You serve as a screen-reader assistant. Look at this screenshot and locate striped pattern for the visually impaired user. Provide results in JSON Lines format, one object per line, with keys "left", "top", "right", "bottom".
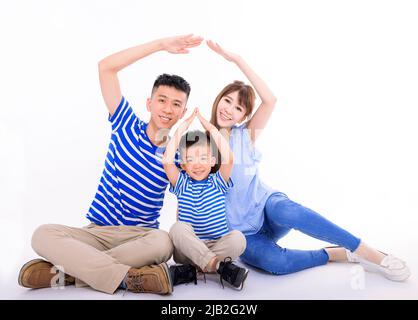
{"left": 170, "top": 170, "right": 233, "bottom": 240}
{"left": 86, "top": 96, "right": 178, "bottom": 228}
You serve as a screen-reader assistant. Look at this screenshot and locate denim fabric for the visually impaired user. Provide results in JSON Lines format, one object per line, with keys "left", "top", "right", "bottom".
{"left": 240, "top": 193, "right": 361, "bottom": 275}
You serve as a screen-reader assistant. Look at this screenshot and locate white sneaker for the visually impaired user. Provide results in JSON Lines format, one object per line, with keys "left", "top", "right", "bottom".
{"left": 345, "top": 250, "right": 411, "bottom": 282}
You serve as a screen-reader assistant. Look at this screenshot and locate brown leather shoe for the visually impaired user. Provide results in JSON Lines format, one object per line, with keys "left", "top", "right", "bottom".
{"left": 18, "top": 259, "right": 75, "bottom": 289}
{"left": 124, "top": 263, "right": 173, "bottom": 295}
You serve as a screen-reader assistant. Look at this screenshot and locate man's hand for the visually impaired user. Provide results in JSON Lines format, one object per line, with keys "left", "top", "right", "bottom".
{"left": 162, "top": 34, "right": 204, "bottom": 54}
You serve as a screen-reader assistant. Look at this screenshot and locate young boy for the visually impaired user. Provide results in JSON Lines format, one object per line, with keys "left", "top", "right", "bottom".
{"left": 163, "top": 108, "right": 249, "bottom": 290}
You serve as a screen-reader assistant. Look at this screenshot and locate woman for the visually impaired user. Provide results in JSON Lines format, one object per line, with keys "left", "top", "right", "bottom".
{"left": 205, "top": 39, "right": 410, "bottom": 281}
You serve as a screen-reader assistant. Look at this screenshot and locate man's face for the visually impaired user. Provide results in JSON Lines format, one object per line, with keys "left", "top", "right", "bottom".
{"left": 146, "top": 85, "right": 188, "bottom": 130}
{"left": 181, "top": 144, "right": 216, "bottom": 181}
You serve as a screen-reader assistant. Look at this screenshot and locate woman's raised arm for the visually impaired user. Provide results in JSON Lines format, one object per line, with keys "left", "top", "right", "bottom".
{"left": 206, "top": 40, "right": 277, "bottom": 143}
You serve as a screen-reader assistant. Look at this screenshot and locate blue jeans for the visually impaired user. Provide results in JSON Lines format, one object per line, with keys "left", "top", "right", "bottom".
{"left": 240, "top": 193, "right": 361, "bottom": 275}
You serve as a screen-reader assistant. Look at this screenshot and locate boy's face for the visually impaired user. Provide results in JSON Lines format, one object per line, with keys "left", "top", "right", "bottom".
{"left": 146, "top": 85, "right": 188, "bottom": 130}
{"left": 181, "top": 144, "right": 216, "bottom": 181}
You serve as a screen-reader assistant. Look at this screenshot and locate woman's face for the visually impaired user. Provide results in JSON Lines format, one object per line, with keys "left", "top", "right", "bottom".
{"left": 216, "top": 90, "right": 247, "bottom": 128}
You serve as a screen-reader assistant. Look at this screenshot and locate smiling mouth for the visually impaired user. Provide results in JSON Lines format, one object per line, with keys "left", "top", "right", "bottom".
{"left": 159, "top": 115, "right": 172, "bottom": 123}
{"left": 192, "top": 170, "right": 205, "bottom": 175}
{"left": 219, "top": 112, "right": 232, "bottom": 121}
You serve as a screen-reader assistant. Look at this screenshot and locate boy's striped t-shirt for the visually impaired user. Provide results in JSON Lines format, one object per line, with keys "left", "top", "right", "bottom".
{"left": 170, "top": 170, "right": 233, "bottom": 240}
{"left": 86, "top": 96, "right": 178, "bottom": 228}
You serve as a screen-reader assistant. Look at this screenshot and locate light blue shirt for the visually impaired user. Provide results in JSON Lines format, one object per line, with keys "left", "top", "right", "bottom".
{"left": 225, "top": 123, "right": 277, "bottom": 235}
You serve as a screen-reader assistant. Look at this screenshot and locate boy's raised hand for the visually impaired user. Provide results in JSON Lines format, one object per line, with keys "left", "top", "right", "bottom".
{"left": 196, "top": 108, "right": 214, "bottom": 131}
{"left": 163, "top": 108, "right": 198, "bottom": 186}
{"left": 177, "top": 108, "right": 198, "bottom": 134}
{"left": 162, "top": 34, "right": 204, "bottom": 54}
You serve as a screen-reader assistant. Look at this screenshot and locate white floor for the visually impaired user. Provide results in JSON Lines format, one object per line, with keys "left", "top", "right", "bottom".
{"left": 3, "top": 201, "right": 418, "bottom": 300}
{"left": 3, "top": 216, "right": 418, "bottom": 300}
{"left": 3, "top": 256, "right": 417, "bottom": 300}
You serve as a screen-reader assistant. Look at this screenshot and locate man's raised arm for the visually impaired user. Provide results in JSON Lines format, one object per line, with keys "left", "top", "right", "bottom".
{"left": 98, "top": 35, "right": 203, "bottom": 116}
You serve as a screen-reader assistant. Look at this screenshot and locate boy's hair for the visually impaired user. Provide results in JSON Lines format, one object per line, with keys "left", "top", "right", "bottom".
{"left": 152, "top": 74, "right": 191, "bottom": 98}
{"left": 179, "top": 130, "right": 220, "bottom": 173}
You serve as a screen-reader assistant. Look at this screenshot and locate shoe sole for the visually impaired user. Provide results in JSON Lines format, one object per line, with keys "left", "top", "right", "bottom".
{"left": 380, "top": 266, "right": 411, "bottom": 282}
{"left": 233, "top": 268, "right": 249, "bottom": 290}
{"left": 359, "top": 260, "right": 411, "bottom": 282}
{"left": 239, "top": 269, "right": 249, "bottom": 290}
{"left": 18, "top": 258, "right": 49, "bottom": 288}
{"left": 160, "top": 263, "right": 173, "bottom": 294}
{"left": 385, "top": 269, "right": 411, "bottom": 282}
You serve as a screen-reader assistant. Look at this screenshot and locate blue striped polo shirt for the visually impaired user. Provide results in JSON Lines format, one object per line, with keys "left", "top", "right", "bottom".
{"left": 86, "top": 96, "right": 178, "bottom": 228}
{"left": 170, "top": 170, "right": 233, "bottom": 240}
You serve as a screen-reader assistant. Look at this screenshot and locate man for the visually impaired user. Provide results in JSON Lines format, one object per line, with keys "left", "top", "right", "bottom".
{"left": 18, "top": 34, "right": 203, "bottom": 295}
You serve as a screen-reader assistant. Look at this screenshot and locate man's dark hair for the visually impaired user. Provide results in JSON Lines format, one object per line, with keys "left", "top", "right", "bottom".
{"left": 152, "top": 74, "right": 191, "bottom": 98}
{"left": 179, "top": 130, "right": 220, "bottom": 173}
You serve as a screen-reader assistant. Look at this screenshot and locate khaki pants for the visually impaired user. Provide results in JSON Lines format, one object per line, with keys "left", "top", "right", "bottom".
{"left": 31, "top": 223, "right": 173, "bottom": 294}
{"left": 169, "top": 222, "right": 246, "bottom": 271}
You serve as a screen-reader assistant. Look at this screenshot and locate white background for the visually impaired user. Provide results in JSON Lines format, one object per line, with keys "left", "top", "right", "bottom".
{"left": 1, "top": 0, "right": 417, "bottom": 299}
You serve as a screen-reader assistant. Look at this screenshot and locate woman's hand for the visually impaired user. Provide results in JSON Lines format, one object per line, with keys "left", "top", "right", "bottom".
{"left": 206, "top": 40, "right": 240, "bottom": 62}
{"left": 162, "top": 34, "right": 203, "bottom": 54}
